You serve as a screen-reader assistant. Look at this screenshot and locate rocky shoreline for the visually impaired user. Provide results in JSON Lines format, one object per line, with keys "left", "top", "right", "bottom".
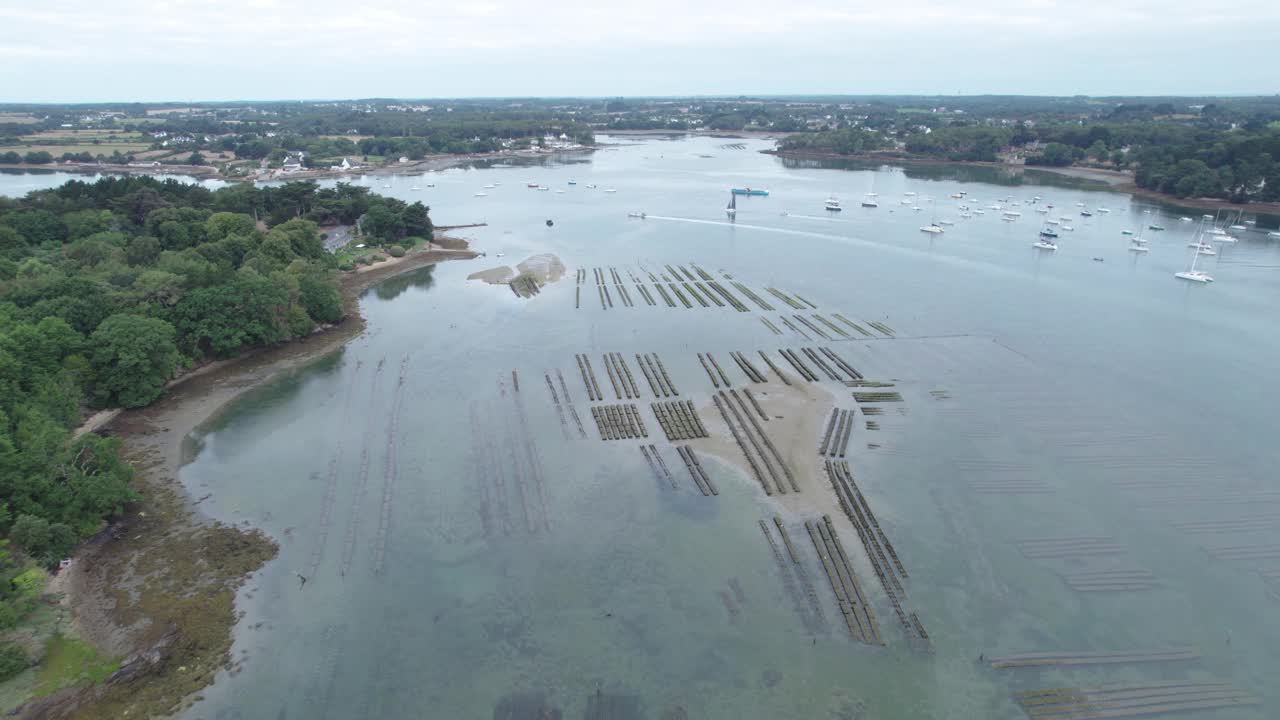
{"left": 13, "top": 241, "right": 477, "bottom": 719}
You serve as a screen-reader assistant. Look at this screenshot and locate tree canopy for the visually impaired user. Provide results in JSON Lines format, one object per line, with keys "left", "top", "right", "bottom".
{"left": 0, "top": 177, "right": 416, "bottom": 622}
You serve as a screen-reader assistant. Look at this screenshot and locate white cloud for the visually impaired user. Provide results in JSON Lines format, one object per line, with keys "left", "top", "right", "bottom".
{"left": 1, "top": 0, "right": 1277, "bottom": 100}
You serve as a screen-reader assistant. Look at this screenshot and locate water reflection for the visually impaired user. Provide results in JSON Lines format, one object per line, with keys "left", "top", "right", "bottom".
{"left": 369, "top": 264, "right": 436, "bottom": 301}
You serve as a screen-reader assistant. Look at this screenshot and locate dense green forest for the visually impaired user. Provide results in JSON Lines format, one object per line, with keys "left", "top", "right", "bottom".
{"left": 0, "top": 178, "right": 429, "bottom": 674}
{"left": 776, "top": 97, "right": 1280, "bottom": 203}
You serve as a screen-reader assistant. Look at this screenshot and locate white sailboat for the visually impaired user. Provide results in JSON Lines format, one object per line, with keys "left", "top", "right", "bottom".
{"left": 726, "top": 192, "right": 737, "bottom": 218}
{"left": 1033, "top": 238, "right": 1058, "bottom": 251}
{"left": 825, "top": 196, "right": 843, "bottom": 212}
{"left": 919, "top": 197, "right": 944, "bottom": 233}
{"left": 861, "top": 193, "right": 878, "bottom": 208}
{"left": 1175, "top": 244, "right": 1213, "bottom": 282}
{"left": 1187, "top": 218, "right": 1215, "bottom": 251}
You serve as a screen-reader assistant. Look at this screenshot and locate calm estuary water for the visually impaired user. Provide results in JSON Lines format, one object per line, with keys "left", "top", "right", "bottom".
{"left": 6, "top": 137, "right": 1280, "bottom": 719}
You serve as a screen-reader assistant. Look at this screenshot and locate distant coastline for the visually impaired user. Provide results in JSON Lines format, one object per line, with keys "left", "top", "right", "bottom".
{"left": 0, "top": 145, "right": 597, "bottom": 185}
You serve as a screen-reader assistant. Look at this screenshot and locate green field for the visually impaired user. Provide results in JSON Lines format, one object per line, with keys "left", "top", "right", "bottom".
{"left": 31, "top": 634, "right": 118, "bottom": 698}
{"left": 16, "top": 144, "right": 151, "bottom": 156}
{"left": 9, "top": 130, "right": 151, "bottom": 157}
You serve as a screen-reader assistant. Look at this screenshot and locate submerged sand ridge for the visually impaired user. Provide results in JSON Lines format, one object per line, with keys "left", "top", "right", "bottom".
{"left": 468, "top": 253, "right": 566, "bottom": 287}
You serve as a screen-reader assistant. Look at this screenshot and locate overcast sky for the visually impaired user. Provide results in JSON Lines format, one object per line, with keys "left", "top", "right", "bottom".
{"left": 1, "top": 0, "right": 1277, "bottom": 102}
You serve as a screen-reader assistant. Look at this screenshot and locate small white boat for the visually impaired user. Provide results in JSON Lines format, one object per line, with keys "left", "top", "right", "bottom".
{"left": 1197, "top": 246, "right": 1217, "bottom": 256}
{"left": 474, "top": 192, "right": 488, "bottom": 197}
{"left": 1097, "top": 207, "right": 1111, "bottom": 213}
{"left": 410, "top": 186, "right": 421, "bottom": 191}
{"left": 727, "top": 193, "right": 737, "bottom": 217}
{"left": 950, "top": 193, "right": 963, "bottom": 199}
{"left": 1207, "top": 227, "right": 1226, "bottom": 236}
{"left": 905, "top": 191, "right": 916, "bottom": 196}
{"left": 1187, "top": 240, "right": 1213, "bottom": 249}
{"left": 1036, "top": 208, "right": 1050, "bottom": 214}
{"left": 1046, "top": 219, "right": 1060, "bottom": 225}
{"left": 1034, "top": 240, "right": 1058, "bottom": 250}
{"left": 568, "top": 180, "right": 577, "bottom": 185}
{"left": 1215, "top": 235, "right": 1238, "bottom": 243}
{"left": 959, "top": 212, "right": 972, "bottom": 218}
{"left": 555, "top": 189, "right": 565, "bottom": 194}
{"left": 1229, "top": 224, "right": 1247, "bottom": 231}
{"left": 1002, "top": 216, "right": 1016, "bottom": 222}
{"left": 1003, "top": 210, "right": 1022, "bottom": 217}
{"left": 861, "top": 194, "right": 878, "bottom": 208}
{"left": 1269, "top": 231, "right": 1280, "bottom": 238}
{"left": 425, "top": 183, "right": 435, "bottom": 188}
{"left": 1060, "top": 225, "right": 1075, "bottom": 232}
{"left": 627, "top": 211, "right": 646, "bottom": 219}
{"left": 900, "top": 199, "right": 913, "bottom": 205}
{"left": 382, "top": 184, "right": 392, "bottom": 189}
{"left": 586, "top": 184, "right": 598, "bottom": 189}
{"left": 537, "top": 186, "right": 550, "bottom": 192}
{"left": 484, "top": 184, "right": 496, "bottom": 189}
{"left": 1180, "top": 216, "right": 1193, "bottom": 222}
{"left": 1176, "top": 270, "right": 1213, "bottom": 282}
{"left": 973, "top": 209, "right": 986, "bottom": 215}
{"left": 604, "top": 188, "right": 617, "bottom": 193}
{"left": 919, "top": 224, "right": 944, "bottom": 234}
{"left": 1176, "top": 228, "right": 1214, "bottom": 282}
{"left": 1059, "top": 216, "right": 1073, "bottom": 222}
{"left": 1075, "top": 202, "right": 1085, "bottom": 207}
{"left": 1128, "top": 243, "right": 1150, "bottom": 253}
{"left": 825, "top": 197, "right": 843, "bottom": 212}
{"left": 938, "top": 219, "right": 955, "bottom": 226}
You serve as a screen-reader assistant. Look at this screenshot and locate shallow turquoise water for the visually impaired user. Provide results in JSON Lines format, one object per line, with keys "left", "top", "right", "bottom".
{"left": 8, "top": 138, "right": 1280, "bottom": 719}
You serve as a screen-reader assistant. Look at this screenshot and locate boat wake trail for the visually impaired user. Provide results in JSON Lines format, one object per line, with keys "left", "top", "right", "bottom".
{"left": 642, "top": 215, "right": 1024, "bottom": 280}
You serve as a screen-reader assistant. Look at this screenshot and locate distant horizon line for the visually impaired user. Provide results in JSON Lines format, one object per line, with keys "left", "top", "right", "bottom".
{"left": 2, "top": 92, "right": 1278, "bottom": 107}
